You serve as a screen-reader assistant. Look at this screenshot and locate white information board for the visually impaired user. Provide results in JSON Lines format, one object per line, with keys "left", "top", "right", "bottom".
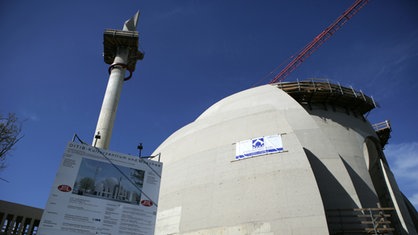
{"left": 235, "top": 134, "right": 283, "bottom": 160}
{"left": 38, "top": 142, "right": 163, "bottom": 235}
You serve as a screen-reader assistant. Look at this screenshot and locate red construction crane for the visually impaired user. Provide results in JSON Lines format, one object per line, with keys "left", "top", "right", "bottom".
{"left": 269, "top": 0, "right": 369, "bottom": 84}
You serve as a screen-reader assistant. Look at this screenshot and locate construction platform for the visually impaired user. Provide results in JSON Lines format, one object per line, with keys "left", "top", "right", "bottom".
{"left": 103, "top": 29, "right": 144, "bottom": 73}
{"left": 372, "top": 120, "right": 392, "bottom": 147}
{"left": 276, "top": 79, "right": 377, "bottom": 115}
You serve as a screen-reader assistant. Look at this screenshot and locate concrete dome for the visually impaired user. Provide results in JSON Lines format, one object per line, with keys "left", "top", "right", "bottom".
{"left": 153, "top": 83, "right": 417, "bottom": 234}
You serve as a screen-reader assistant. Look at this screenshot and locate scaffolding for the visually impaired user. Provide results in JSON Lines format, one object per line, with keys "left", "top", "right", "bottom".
{"left": 326, "top": 208, "right": 396, "bottom": 234}
{"left": 372, "top": 120, "right": 391, "bottom": 147}
{"left": 277, "top": 79, "right": 377, "bottom": 115}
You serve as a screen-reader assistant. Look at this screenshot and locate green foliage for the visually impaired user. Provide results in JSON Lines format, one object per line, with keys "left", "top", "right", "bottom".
{"left": 79, "top": 177, "right": 96, "bottom": 191}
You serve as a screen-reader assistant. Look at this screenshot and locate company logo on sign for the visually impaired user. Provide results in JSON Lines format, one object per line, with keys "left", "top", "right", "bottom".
{"left": 57, "top": 184, "right": 72, "bottom": 192}
{"left": 252, "top": 138, "right": 264, "bottom": 149}
{"left": 141, "top": 200, "right": 153, "bottom": 207}
{"left": 235, "top": 134, "right": 283, "bottom": 160}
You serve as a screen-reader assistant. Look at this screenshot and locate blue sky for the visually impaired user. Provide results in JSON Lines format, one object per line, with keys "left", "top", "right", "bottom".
{"left": 1, "top": 0, "right": 417, "bottom": 211}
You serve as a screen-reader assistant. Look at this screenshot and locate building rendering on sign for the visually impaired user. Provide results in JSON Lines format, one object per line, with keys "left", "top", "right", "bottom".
{"left": 153, "top": 80, "right": 418, "bottom": 234}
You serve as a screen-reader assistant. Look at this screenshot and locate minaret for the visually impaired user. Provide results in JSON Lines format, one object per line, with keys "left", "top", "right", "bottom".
{"left": 93, "top": 11, "right": 144, "bottom": 149}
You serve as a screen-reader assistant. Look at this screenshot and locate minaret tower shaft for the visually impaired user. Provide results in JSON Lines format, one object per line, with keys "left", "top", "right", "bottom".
{"left": 93, "top": 11, "right": 144, "bottom": 149}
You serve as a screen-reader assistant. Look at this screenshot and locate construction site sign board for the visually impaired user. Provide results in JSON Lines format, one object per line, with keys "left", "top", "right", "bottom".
{"left": 38, "top": 142, "right": 163, "bottom": 235}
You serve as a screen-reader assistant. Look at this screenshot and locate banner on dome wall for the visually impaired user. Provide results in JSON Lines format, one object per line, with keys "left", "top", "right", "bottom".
{"left": 235, "top": 134, "right": 284, "bottom": 160}
{"left": 38, "top": 142, "right": 163, "bottom": 235}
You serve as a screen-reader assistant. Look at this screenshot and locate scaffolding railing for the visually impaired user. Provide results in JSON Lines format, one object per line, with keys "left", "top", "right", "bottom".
{"left": 326, "top": 208, "right": 395, "bottom": 234}
{"left": 372, "top": 120, "right": 391, "bottom": 147}
{"left": 276, "top": 79, "right": 377, "bottom": 115}
{"left": 372, "top": 120, "right": 391, "bottom": 132}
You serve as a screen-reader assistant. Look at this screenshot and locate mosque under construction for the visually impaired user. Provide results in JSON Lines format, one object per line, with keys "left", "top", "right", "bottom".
{"left": 2, "top": 3, "right": 417, "bottom": 234}
{"left": 153, "top": 80, "right": 418, "bottom": 235}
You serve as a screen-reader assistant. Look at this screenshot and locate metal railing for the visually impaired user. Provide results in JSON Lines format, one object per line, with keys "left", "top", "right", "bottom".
{"left": 276, "top": 79, "right": 377, "bottom": 114}
{"left": 372, "top": 120, "right": 391, "bottom": 132}
{"left": 326, "top": 207, "right": 395, "bottom": 234}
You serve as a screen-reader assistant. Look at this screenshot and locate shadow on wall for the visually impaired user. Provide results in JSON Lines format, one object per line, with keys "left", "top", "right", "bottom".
{"left": 304, "top": 148, "right": 370, "bottom": 234}
{"left": 402, "top": 193, "right": 418, "bottom": 230}
{"left": 304, "top": 148, "right": 358, "bottom": 210}
{"left": 304, "top": 103, "right": 371, "bottom": 134}
{"left": 340, "top": 156, "right": 379, "bottom": 208}
{"left": 365, "top": 137, "right": 411, "bottom": 234}
{"left": 305, "top": 146, "right": 411, "bottom": 234}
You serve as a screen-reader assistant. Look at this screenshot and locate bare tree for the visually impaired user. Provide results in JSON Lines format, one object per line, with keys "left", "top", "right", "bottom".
{"left": 0, "top": 113, "right": 23, "bottom": 170}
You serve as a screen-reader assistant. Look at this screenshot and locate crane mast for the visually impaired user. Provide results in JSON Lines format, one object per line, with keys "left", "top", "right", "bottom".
{"left": 269, "top": 0, "right": 369, "bottom": 84}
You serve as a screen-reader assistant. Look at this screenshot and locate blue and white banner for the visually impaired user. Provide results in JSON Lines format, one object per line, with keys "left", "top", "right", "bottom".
{"left": 235, "top": 134, "right": 283, "bottom": 160}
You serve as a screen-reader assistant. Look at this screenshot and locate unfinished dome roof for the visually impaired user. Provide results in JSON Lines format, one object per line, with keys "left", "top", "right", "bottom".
{"left": 153, "top": 82, "right": 415, "bottom": 235}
